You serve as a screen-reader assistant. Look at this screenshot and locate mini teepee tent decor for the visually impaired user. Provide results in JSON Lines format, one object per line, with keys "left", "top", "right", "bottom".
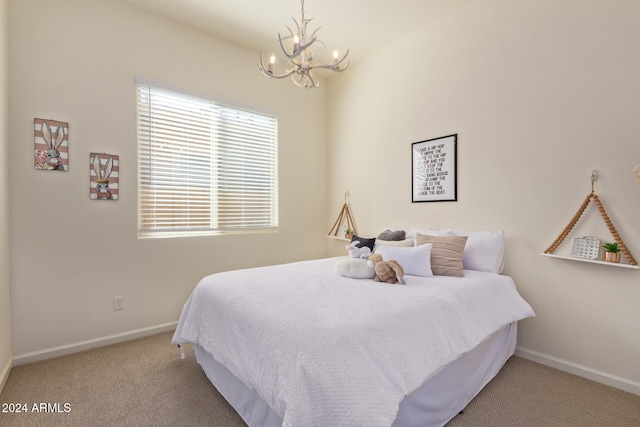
{"left": 328, "top": 191, "right": 358, "bottom": 239}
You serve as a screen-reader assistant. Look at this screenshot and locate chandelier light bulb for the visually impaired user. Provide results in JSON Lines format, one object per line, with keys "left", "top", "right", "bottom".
{"left": 268, "top": 55, "right": 275, "bottom": 74}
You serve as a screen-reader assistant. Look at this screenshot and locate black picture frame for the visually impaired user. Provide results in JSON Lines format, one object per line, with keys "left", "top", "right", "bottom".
{"left": 411, "top": 134, "right": 457, "bottom": 202}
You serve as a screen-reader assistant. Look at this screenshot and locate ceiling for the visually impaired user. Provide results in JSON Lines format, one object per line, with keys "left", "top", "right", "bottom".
{"left": 119, "top": 0, "right": 467, "bottom": 65}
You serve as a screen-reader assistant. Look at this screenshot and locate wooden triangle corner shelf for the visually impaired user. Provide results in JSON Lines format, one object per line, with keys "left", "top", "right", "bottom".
{"left": 543, "top": 171, "right": 637, "bottom": 268}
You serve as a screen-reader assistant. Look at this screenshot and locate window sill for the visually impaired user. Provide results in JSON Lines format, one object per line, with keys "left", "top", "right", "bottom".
{"left": 138, "top": 228, "right": 277, "bottom": 239}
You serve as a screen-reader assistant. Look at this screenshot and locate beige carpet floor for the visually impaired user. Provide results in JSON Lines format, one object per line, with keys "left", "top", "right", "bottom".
{"left": 1, "top": 331, "right": 639, "bottom": 426}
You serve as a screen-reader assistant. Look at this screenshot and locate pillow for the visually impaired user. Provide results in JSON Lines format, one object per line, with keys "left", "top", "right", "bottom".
{"left": 416, "top": 233, "right": 467, "bottom": 277}
{"left": 377, "top": 229, "right": 406, "bottom": 241}
{"left": 373, "top": 239, "right": 415, "bottom": 252}
{"left": 374, "top": 243, "right": 433, "bottom": 277}
{"left": 350, "top": 235, "right": 376, "bottom": 252}
{"left": 451, "top": 230, "right": 505, "bottom": 274}
{"left": 405, "top": 227, "right": 453, "bottom": 242}
{"left": 335, "top": 258, "right": 375, "bottom": 279}
{"left": 452, "top": 230, "right": 505, "bottom": 273}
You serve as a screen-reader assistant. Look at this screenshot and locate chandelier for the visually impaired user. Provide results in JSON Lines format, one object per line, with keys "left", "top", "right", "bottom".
{"left": 258, "top": 0, "right": 349, "bottom": 88}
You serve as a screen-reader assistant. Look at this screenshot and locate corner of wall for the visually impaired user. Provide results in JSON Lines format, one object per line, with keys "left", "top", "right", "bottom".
{"left": 0, "top": 0, "right": 12, "bottom": 396}
{"left": 0, "top": 357, "right": 11, "bottom": 394}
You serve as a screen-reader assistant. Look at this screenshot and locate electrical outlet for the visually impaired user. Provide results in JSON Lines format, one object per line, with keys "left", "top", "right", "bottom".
{"left": 113, "top": 296, "right": 124, "bottom": 311}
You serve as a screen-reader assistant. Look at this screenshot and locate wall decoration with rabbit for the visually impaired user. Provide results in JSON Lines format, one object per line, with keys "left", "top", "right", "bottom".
{"left": 34, "top": 118, "right": 68, "bottom": 171}
{"left": 90, "top": 153, "right": 119, "bottom": 200}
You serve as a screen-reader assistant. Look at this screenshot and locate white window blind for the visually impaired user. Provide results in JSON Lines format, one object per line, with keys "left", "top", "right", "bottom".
{"left": 137, "top": 81, "right": 278, "bottom": 236}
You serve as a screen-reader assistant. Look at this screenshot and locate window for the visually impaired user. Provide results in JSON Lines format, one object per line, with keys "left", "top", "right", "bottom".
{"left": 137, "top": 80, "right": 278, "bottom": 236}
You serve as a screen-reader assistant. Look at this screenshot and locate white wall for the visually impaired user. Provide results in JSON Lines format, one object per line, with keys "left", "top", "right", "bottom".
{"left": 0, "top": 0, "right": 12, "bottom": 392}
{"left": 327, "top": 0, "right": 640, "bottom": 391}
{"left": 8, "top": 0, "right": 329, "bottom": 358}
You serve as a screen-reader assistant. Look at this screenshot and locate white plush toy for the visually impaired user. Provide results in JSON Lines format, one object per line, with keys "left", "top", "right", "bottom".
{"left": 335, "top": 257, "right": 376, "bottom": 279}
{"left": 346, "top": 241, "right": 372, "bottom": 259}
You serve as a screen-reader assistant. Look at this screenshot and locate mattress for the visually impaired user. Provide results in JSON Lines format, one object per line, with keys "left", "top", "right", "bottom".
{"left": 173, "top": 257, "right": 534, "bottom": 427}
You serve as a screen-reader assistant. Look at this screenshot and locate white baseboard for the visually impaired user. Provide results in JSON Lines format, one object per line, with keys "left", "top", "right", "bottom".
{"left": 515, "top": 346, "right": 640, "bottom": 396}
{"left": 12, "top": 322, "right": 178, "bottom": 367}
{"left": 0, "top": 356, "right": 11, "bottom": 394}
{"left": 10, "top": 329, "right": 639, "bottom": 396}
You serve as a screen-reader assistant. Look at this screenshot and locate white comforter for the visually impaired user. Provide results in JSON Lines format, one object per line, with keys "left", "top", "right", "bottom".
{"left": 172, "top": 257, "right": 534, "bottom": 427}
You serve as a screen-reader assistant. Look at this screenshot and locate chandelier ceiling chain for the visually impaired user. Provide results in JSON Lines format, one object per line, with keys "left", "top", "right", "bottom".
{"left": 257, "top": 0, "right": 349, "bottom": 88}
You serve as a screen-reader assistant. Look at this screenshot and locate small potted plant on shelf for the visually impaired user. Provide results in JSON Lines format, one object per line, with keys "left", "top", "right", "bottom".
{"left": 344, "top": 228, "right": 353, "bottom": 239}
{"left": 602, "top": 242, "right": 621, "bottom": 263}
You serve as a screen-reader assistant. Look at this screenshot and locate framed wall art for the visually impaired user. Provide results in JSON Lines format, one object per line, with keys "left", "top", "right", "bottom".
{"left": 90, "top": 152, "right": 119, "bottom": 200}
{"left": 34, "top": 118, "right": 69, "bottom": 171}
{"left": 412, "top": 134, "right": 457, "bottom": 202}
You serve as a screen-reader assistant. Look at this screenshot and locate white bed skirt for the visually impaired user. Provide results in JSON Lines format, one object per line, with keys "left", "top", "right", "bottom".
{"left": 192, "top": 322, "right": 517, "bottom": 427}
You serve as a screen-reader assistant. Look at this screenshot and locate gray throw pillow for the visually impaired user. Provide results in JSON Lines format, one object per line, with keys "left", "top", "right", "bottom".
{"left": 377, "top": 229, "right": 406, "bottom": 241}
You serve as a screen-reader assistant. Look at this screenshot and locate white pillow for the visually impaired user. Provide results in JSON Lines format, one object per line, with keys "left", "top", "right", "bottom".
{"left": 373, "top": 239, "right": 414, "bottom": 252}
{"left": 451, "top": 230, "right": 505, "bottom": 274}
{"left": 374, "top": 243, "right": 433, "bottom": 277}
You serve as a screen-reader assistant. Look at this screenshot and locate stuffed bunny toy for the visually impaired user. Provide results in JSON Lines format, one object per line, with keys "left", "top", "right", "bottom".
{"left": 346, "top": 241, "right": 372, "bottom": 259}
{"left": 367, "top": 253, "right": 405, "bottom": 284}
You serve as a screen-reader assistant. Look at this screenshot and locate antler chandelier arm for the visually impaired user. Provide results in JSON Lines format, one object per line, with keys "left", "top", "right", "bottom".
{"left": 292, "top": 71, "right": 318, "bottom": 89}
{"left": 278, "top": 26, "right": 318, "bottom": 59}
{"left": 305, "top": 25, "right": 322, "bottom": 44}
{"left": 257, "top": 51, "right": 296, "bottom": 79}
{"left": 313, "top": 49, "right": 350, "bottom": 71}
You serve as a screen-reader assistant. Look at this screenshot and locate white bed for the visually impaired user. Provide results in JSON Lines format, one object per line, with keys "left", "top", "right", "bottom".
{"left": 172, "top": 254, "right": 534, "bottom": 427}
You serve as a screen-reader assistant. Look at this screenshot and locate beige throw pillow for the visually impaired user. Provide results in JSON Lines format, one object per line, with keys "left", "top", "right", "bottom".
{"left": 416, "top": 233, "right": 468, "bottom": 277}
